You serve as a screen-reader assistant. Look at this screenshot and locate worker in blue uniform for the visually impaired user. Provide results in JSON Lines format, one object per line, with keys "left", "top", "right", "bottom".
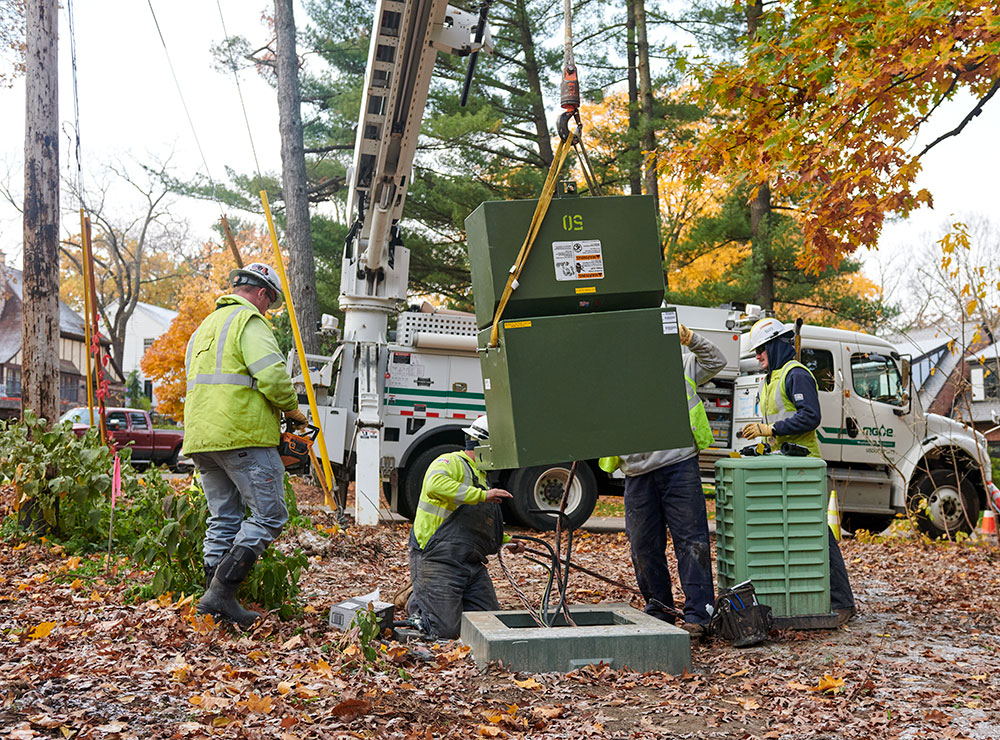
{"left": 741, "top": 318, "right": 857, "bottom": 626}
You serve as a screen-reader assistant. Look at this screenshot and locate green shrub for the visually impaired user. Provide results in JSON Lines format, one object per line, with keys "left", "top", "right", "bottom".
{"left": 0, "top": 414, "right": 309, "bottom": 614}
{"left": 0, "top": 411, "right": 139, "bottom": 544}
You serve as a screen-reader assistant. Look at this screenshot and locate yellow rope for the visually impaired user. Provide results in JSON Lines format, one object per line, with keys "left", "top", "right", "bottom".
{"left": 487, "top": 134, "right": 575, "bottom": 347}
{"left": 260, "top": 190, "right": 337, "bottom": 507}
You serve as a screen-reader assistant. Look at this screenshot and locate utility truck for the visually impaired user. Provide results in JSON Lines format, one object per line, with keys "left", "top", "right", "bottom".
{"left": 674, "top": 304, "right": 994, "bottom": 538}
{"left": 295, "top": 0, "right": 603, "bottom": 529}
{"left": 298, "top": 0, "right": 993, "bottom": 536}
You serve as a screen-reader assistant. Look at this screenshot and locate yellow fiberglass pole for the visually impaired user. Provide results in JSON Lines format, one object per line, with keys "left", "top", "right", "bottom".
{"left": 259, "top": 190, "right": 335, "bottom": 502}
{"left": 80, "top": 208, "right": 95, "bottom": 428}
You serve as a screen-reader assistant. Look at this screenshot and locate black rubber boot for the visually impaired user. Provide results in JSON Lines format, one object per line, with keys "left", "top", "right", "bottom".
{"left": 196, "top": 546, "right": 261, "bottom": 628}
{"left": 204, "top": 564, "right": 217, "bottom": 591}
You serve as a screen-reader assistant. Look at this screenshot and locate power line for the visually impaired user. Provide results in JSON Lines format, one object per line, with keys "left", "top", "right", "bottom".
{"left": 215, "top": 0, "right": 266, "bottom": 192}
{"left": 145, "top": 0, "right": 224, "bottom": 215}
{"left": 66, "top": 0, "right": 84, "bottom": 203}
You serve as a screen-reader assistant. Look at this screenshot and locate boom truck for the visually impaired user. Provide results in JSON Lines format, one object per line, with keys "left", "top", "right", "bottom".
{"left": 297, "top": 0, "right": 995, "bottom": 535}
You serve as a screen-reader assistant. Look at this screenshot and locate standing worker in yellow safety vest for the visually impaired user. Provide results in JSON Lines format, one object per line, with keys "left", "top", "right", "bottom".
{"left": 183, "top": 263, "right": 308, "bottom": 628}
{"left": 407, "top": 416, "right": 523, "bottom": 639}
{"left": 741, "top": 317, "right": 857, "bottom": 626}
{"left": 599, "top": 324, "right": 725, "bottom": 640}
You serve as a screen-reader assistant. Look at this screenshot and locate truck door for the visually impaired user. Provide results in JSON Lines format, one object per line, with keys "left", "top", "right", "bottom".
{"left": 799, "top": 343, "right": 845, "bottom": 463}
{"left": 128, "top": 411, "right": 154, "bottom": 462}
{"left": 840, "top": 348, "right": 916, "bottom": 466}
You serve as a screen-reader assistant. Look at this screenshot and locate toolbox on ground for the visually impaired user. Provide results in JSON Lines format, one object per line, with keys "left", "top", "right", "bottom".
{"left": 328, "top": 592, "right": 394, "bottom": 633}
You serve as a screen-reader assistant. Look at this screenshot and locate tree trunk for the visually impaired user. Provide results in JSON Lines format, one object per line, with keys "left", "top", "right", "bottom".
{"left": 750, "top": 182, "right": 774, "bottom": 309}
{"left": 514, "top": 0, "right": 553, "bottom": 166}
{"left": 275, "top": 0, "right": 320, "bottom": 353}
{"left": 21, "top": 0, "right": 59, "bottom": 424}
{"left": 746, "top": 0, "right": 774, "bottom": 310}
{"left": 626, "top": 1, "right": 641, "bottom": 196}
{"left": 634, "top": 0, "right": 658, "bottom": 218}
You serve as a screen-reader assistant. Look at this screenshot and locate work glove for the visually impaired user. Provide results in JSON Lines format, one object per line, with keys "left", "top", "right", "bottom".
{"left": 678, "top": 323, "right": 693, "bottom": 346}
{"left": 285, "top": 408, "right": 308, "bottom": 428}
{"left": 741, "top": 422, "right": 774, "bottom": 440}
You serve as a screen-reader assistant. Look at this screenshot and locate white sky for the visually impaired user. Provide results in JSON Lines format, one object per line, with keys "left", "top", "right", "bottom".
{"left": 0, "top": 1, "right": 997, "bottom": 321}
{"left": 0, "top": 1, "right": 284, "bottom": 263}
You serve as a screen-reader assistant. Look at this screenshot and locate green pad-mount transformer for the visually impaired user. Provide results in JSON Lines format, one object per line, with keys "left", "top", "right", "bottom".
{"left": 466, "top": 195, "right": 691, "bottom": 471}
{"left": 715, "top": 455, "right": 839, "bottom": 629}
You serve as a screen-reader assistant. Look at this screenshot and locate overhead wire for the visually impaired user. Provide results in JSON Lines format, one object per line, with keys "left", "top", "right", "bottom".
{"left": 145, "top": 0, "right": 224, "bottom": 217}
{"left": 214, "top": 0, "right": 266, "bottom": 191}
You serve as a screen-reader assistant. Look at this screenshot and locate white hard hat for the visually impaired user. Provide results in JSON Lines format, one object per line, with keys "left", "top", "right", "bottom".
{"left": 462, "top": 415, "right": 489, "bottom": 442}
{"left": 229, "top": 263, "right": 284, "bottom": 309}
{"left": 748, "top": 317, "right": 792, "bottom": 352}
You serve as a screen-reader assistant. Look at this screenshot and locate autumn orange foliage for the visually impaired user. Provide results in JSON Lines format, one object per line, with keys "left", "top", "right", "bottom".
{"left": 140, "top": 228, "right": 282, "bottom": 421}
{"left": 687, "top": 0, "right": 1000, "bottom": 268}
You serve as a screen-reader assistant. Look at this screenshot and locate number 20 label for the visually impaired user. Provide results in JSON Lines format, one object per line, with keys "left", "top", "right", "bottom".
{"left": 562, "top": 214, "right": 583, "bottom": 231}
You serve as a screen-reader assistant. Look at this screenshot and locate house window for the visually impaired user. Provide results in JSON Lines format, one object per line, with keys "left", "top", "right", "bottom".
{"left": 6, "top": 367, "right": 21, "bottom": 397}
{"left": 851, "top": 352, "right": 904, "bottom": 405}
{"left": 981, "top": 360, "right": 1000, "bottom": 400}
{"left": 60, "top": 374, "right": 79, "bottom": 402}
{"left": 143, "top": 337, "right": 155, "bottom": 352}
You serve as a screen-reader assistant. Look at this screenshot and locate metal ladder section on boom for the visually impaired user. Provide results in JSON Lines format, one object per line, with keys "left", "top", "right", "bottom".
{"left": 328, "top": 0, "right": 494, "bottom": 525}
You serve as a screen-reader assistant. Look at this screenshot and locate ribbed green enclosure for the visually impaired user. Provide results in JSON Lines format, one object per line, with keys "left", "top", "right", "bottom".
{"left": 714, "top": 456, "right": 831, "bottom": 620}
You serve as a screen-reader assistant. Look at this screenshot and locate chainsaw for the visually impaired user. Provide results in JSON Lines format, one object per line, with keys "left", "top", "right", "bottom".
{"left": 278, "top": 421, "right": 319, "bottom": 470}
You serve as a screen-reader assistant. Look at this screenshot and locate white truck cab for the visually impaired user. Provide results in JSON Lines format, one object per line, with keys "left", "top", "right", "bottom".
{"left": 678, "top": 307, "right": 993, "bottom": 537}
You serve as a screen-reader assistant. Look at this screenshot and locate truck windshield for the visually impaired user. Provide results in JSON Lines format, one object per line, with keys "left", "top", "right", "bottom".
{"left": 851, "top": 352, "right": 904, "bottom": 405}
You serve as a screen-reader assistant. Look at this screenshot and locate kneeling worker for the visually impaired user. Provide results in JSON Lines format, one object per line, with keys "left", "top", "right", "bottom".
{"left": 741, "top": 317, "right": 856, "bottom": 625}
{"left": 407, "top": 416, "right": 522, "bottom": 638}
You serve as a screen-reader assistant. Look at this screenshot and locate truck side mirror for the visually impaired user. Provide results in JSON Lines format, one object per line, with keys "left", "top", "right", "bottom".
{"left": 900, "top": 357, "right": 910, "bottom": 389}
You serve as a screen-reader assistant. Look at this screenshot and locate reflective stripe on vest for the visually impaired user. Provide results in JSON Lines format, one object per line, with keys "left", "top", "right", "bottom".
{"left": 761, "top": 360, "right": 822, "bottom": 458}
{"left": 686, "top": 375, "right": 715, "bottom": 451}
{"left": 185, "top": 305, "right": 257, "bottom": 392}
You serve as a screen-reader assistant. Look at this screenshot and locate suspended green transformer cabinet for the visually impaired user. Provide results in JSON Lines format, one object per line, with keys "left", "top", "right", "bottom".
{"left": 715, "top": 456, "right": 839, "bottom": 629}
{"left": 465, "top": 195, "right": 692, "bottom": 470}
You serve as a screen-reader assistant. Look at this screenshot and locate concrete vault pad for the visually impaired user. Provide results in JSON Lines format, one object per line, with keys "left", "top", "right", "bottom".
{"left": 460, "top": 603, "right": 690, "bottom": 674}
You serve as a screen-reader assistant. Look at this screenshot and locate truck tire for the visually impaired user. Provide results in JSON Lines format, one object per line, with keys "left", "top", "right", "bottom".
{"left": 398, "top": 443, "right": 461, "bottom": 521}
{"left": 508, "top": 462, "right": 598, "bottom": 532}
{"left": 908, "top": 469, "right": 980, "bottom": 538}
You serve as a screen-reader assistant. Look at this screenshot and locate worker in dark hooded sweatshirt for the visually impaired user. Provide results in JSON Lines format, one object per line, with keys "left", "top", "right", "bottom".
{"left": 740, "top": 317, "right": 857, "bottom": 625}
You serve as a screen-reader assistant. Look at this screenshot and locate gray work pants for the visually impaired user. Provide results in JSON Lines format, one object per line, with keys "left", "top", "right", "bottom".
{"left": 191, "top": 447, "right": 288, "bottom": 567}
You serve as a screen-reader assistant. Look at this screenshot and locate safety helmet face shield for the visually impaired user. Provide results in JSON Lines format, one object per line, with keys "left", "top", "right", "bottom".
{"left": 229, "top": 263, "right": 284, "bottom": 309}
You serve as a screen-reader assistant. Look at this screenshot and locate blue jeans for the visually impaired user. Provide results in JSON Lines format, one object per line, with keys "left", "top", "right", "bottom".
{"left": 829, "top": 527, "right": 856, "bottom": 611}
{"left": 624, "top": 455, "right": 715, "bottom": 625}
{"left": 191, "top": 447, "right": 288, "bottom": 567}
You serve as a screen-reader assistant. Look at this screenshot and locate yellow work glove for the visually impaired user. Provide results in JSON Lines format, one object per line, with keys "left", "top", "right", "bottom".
{"left": 741, "top": 422, "right": 773, "bottom": 440}
{"left": 678, "top": 323, "right": 693, "bottom": 346}
{"left": 285, "top": 408, "right": 308, "bottom": 428}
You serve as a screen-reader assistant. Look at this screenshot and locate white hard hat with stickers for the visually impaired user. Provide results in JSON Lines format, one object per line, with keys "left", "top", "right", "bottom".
{"left": 748, "top": 317, "right": 793, "bottom": 352}
{"left": 229, "top": 263, "right": 284, "bottom": 309}
{"left": 462, "top": 415, "right": 489, "bottom": 442}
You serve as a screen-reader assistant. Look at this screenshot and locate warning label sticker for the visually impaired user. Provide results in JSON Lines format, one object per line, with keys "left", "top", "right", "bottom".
{"left": 661, "top": 310, "right": 678, "bottom": 335}
{"left": 552, "top": 240, "right": 605, "bottom": 281}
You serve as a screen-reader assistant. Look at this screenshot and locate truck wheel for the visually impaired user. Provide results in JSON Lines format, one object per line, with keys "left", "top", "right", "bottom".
{"left": 398, "top": 444, "right": 461, "bottom": 522}
{"left": 167, "top": 446, "right": 181, "bottom": 473}
{"left": 509, "top": 462, "right": 598, "bottom": 532}
{"left": 908, "top": 469, "right": 980, "bottom": 537}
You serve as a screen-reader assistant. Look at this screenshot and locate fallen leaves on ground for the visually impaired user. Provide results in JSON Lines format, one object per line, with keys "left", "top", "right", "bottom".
{"left": 2, "top": 479, "right": 1000, "bottom": 738}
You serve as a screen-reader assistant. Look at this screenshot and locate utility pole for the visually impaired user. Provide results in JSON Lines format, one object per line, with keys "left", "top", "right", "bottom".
{"left": 22, "top": 0, "right": 60, "bottom": 424}
{"left": 274, "top": 0, "right": 320, "bottom": 354}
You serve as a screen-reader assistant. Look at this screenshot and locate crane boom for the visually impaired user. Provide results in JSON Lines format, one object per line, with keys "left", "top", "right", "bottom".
{"left": 335, "top": 0, "right": 492, "bottom": 524}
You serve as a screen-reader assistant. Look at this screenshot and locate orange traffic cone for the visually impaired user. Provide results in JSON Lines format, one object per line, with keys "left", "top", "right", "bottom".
{"left": 981, "top": 509, "right": 997, "bottom": 536}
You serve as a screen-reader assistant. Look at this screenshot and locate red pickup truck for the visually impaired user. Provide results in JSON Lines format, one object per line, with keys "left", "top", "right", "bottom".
{"left": 61, "top": 407, "right": 185, "bottom": 469}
